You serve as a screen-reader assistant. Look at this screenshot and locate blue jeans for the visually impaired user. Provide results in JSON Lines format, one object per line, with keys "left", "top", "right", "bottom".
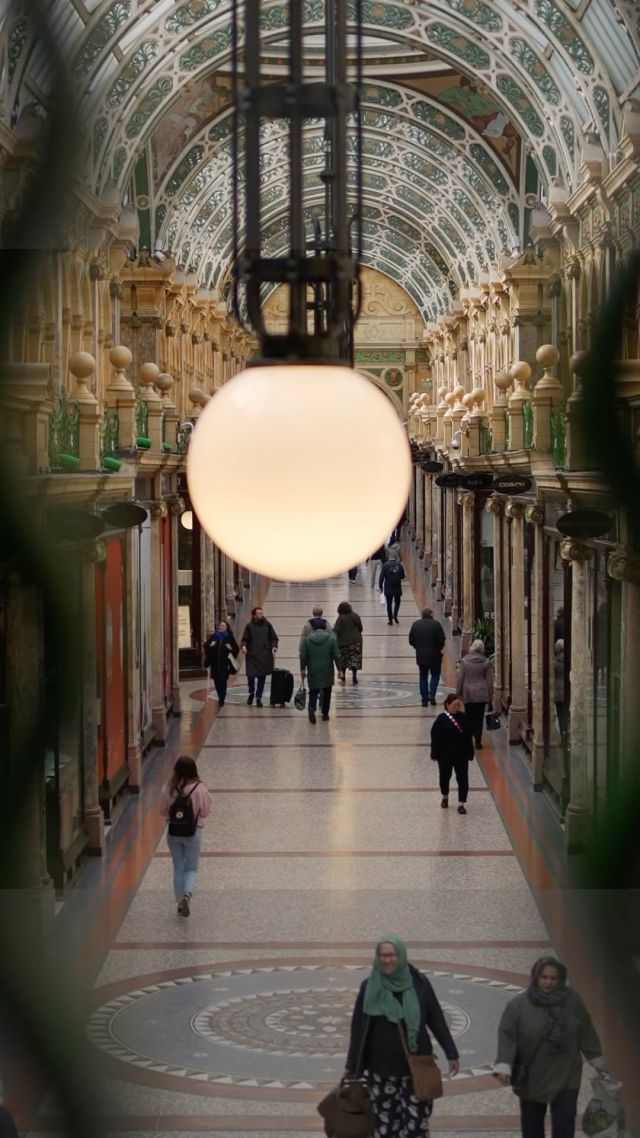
{"left": 167, "top": 830, "right": 202, "bottom": 901}
{"left": 247, "top": 674, "right": 266, "bottom": 698}
{"left": 419, "top": 665, "right": 441, "bottom": 702}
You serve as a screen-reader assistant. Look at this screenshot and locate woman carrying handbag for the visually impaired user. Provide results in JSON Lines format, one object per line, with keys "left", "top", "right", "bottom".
{"left": 342, "top": 936, "right": 459, "bottom": 1137}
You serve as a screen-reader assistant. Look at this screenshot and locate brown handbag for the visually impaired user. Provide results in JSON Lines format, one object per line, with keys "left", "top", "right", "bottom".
{"left": 397, "top": 1023, "right": 444, "bottom": 1101}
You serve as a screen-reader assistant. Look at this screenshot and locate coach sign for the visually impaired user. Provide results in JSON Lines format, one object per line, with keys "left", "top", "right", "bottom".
{"left": 492, "top": 474, "right": 533, "bottom": 495}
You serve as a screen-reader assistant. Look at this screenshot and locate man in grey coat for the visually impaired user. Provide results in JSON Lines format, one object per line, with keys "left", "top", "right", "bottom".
{"left": 408, "top": 607, "right": 446, "bottom": 706}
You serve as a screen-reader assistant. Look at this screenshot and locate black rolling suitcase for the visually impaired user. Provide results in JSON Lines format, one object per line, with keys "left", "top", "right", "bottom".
{"left": 270, "top": 668, "right": 294, "bottom": 706}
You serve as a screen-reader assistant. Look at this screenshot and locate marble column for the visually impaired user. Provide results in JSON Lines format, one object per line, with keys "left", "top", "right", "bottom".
{"left": 5, "top": 573, "right": 55, "bottom": 932}
{"left": 168, "top": 497, "right": 183, "bottom": 713}
{"left": 81, "top": 545, "right": 106, "bottom": 853}
{"left": 527, "top": 503, "right": 546, "bottom": 788}
{"left": 225, "top": 554, "right": 237, "bottom": 616}
{"left": 458, "top": 491, "right": 475, "bottom": 652}
{"left": 560, "top": 538, "right": 593, "bottom": 851}
{"left": 505, "top": 499, "right": 527, "bottom": 741}
{"left": 149, "top": 500, "right": 168, "bottom": 742}
{"left": 202, "top": 533, "right": 215, "bottom": 638}
{"left": 432, "top": 485, "right": 441, "bottom": 590}
{"left": 125, "top": 527, "right": 142, "bottom": 790}
{"left": 608, "top": 553, "right": 640, "bottom": 780}
{"left": 423, "top": 473, "right": 433, "bottom": 576}
{"left": 415, "top": 469, "right": 424, "bottom": 557}
{"left": 485, "top": 498, "right": 504, "bottom": 710}
{"left": 444, "top": 492, "right": 454, "bottom": 615}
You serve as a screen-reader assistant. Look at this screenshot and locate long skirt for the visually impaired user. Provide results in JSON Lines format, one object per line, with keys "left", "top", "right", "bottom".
{"left": 368, "top": 1072, "right": 432, "bottom": 1136}
{"left": 339, "top": 641, "right": 363, "bottom": 670}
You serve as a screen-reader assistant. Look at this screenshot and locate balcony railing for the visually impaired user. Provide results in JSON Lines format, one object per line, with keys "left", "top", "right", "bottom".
{"left": 48, "top": 388, "right": 79, "bottom": 471}
{"left": 550, "top": 409, "right": 567, "bottom": 468}
{"left": 522, "top": 400, "right": 533, "bottom": 448}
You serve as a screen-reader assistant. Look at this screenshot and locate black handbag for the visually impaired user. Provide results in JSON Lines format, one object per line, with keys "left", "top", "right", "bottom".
{"left": 485, "top": 712, "right": 501, "bottom": 730}
{"left": 510, "top": 1036, "right": 544, "bottom": 1092}
{"left": 318, "top": 1015, "right": 374, "bottom": 1137}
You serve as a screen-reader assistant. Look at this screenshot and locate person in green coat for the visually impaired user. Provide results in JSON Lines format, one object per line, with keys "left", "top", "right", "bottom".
{"left": 299, "top": 621, "right": 343, "bottom": 724}
{"left": 493, "top": 956, "right": 607, "bottom": 1138}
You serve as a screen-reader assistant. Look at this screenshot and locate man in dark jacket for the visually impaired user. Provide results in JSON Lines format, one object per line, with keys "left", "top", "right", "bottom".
{"left": 378, "top": 554, "right": 405, "bottom": 625}
{"left": 241, "top": 606, "right": 278, "bottom": 707}
{"left": 408, "top": 607, "right": 446, "bottom": 706}
{"left": 300, "top": 625, "right": 343, "bottom": 724}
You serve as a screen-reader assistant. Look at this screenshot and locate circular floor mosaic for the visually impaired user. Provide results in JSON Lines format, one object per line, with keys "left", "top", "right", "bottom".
{"left": 199, "top": 680, "right": 453, "bottom": 709}
{"left": 88, "top": 963, "right": 523, "bottom": 1092}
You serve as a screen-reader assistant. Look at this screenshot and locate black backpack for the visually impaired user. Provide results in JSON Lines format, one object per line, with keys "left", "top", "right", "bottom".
{"left": 168, "top": 783, "right": 199, "bottom": 837}
{"left": 385, "top": 562, "right": 403, "bottom": 582}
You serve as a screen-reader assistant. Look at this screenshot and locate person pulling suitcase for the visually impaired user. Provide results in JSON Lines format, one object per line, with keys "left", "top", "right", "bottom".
{"left": 241, "top": 606, "right": 279, "bottom": 707}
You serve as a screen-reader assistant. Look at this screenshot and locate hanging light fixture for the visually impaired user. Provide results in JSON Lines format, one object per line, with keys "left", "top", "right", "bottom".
{"left": 187, "top": 0, "right": 411, "bottom": 580}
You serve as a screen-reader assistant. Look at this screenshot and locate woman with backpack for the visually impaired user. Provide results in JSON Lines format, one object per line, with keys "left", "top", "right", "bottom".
{"left": 160, "top": 755, "right": 212, "bottom": 917}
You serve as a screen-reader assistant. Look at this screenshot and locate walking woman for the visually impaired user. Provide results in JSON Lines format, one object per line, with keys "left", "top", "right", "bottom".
{"left": 455, "top": 639, "right": 493, "bottom": 748}
{"left": 160, "top": 755, "right": 211, "bottom": 917}
{"left": 345, "top": 935, "right": 459, "bottom": 1136}
{"left": 379, "top": 552, "right": 405, "bottom": 625}
{"left": 204, "top": 620, "right": 239, "bottom": 707}
{"left": 430, "top": 693, "right": 475, "bottom": 813}
{"left": 334, "top": 601, "right": 363, "bottom": 685}
{"left": 494, "top": 956, "right": 607, "bottom": 1138}
{"left": 241, "top": 605, "right": 279, "bottom": 706}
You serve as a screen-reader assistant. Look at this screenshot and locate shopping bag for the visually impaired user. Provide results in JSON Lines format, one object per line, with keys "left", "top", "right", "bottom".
{"left": 379, "top": 591, "right": 386, "bottom": 605}
{"left": 294, "top": 685, "right": 307, "bottom": 711}
{"left": 582, "top": 1074, "right": 625, "bottom": 1136}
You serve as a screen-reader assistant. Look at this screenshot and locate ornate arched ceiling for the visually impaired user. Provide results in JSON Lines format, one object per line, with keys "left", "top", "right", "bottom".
{"left": 3, "top": 0, "right": 639, "bottom": 320}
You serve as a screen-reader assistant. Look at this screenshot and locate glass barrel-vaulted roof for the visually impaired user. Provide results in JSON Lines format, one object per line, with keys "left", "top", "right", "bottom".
{"left": 2, "top": 0, "right": 639, "bottom": 319}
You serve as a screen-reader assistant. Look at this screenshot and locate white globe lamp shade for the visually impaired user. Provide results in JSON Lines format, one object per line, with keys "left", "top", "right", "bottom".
{"left": 180, "top": 510, "right": 193, "bottom": 530}
{"left": 187, "top": 365, "right": 411, "bottom": 580}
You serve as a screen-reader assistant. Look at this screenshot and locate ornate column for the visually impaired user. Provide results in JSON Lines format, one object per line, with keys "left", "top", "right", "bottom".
{"left": 505, "top": 499, "right": 527, "bottom": 741}
{"left": 149, "top": 500, "right": 168, "bottom": 741}
{"left": 225, "top": 554, "right": 237, "bottom": 616}
{"left": 432, "top": 483, "right": 442, "bottom": 591}
{"left": 415, "top": 467, "right": 424, "bottom": 557}
{"left": 167, "top": 496, "right": 184, "bottom": 713}
{"left": 423, "top": 472, "right": 433, "bottom": 574}
{"left": 526, "top": 502, "right": 546, "bottom": 787}
{"left": 607, "top": 552, "right": 640, "bottom": 781}
{"left": 82, "top": 541, "right": 107, "bottom": 852}
{"left": 444, "top": 489, "right": 455, "bottom": 616}
{"left": 202, "top": 532, "right": 216, "bottom": 640}
{"left": 458, "top": 491, "right": 475, "bottom": 652}
{"left": 560, "top": 539, "right": 593, "bottom": 851}
{"left": 485, "top": 498, "right": 505, "bottom": 709}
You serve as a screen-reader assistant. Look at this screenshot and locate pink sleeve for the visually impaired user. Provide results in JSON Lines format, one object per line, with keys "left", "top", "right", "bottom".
{"left": 193, "top": 783, "right": 212, "bottom": 821}
{"left": 160, "top": 783, "right": 173, "bottom": 816}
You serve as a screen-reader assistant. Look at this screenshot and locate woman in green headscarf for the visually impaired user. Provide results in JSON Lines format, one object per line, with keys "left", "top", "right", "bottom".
{"left": 344, "top": 936, "right": 459, "bottom": 1136}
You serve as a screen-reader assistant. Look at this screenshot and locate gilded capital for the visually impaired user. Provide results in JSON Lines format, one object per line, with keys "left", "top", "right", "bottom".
{"left": 167, "top": 495, "right": 186, "bottom": 517}
{"left": 485, "top": 498, "right": 504, "bottom": 517}
{"left": 505, "top": 500, "right": 527, "bottom": 521}
{"left": 456, "top": 490, "right": 475, "bottom": 508}
{"left": 149, "top": 500, "right": 168, "bottom": 519}
{"left": 525, "top": 503, "right": 545, "bottom": 526}
{"left": 560, "top": 538, "right": 591, "bottom": 563}
{"left": 607, "top": 552, "right": 640, "bottom": 586}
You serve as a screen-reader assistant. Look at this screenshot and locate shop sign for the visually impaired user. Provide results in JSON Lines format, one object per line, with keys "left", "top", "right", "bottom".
{"left": 435, "top": 472, "right": 464, "bottom": 489}
{"left": 102, "top": 501, "right": 149, "bottom": 529}
{"left": 462, "top": 472, "right": 494, "bottom": 491}
{"left": 492, "top": 474, "right": 533, "bottom": 495}
{"left": 421, "top": 460, "right": 443, "bottom": 473}
{"left": 556, "top": 510, "right": 613, "bottom": 539}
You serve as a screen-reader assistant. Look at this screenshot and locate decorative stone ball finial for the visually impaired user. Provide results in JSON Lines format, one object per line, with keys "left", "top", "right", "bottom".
{"left": 494, "top": 370, "right": 512, "bottom": 396}
{"left": 510, "top": 360, "right": 532, "bottom": 386}
{"left": 536, "top": 344, "right": 560, "bottom": 370}
{"left": 189, "top": 387, "right": 211, "bottom": 407}
{"left": 109, "top": 345, "right": 132, "bottom": 371}
{"left": 139, "top": 362, "right": 160, "bottom": 388}
{"left": 69, "top": 351, "right": 97, "bottom": 403}
{"left": 462, "top": 392, "right": 474, "bottom": 411}
{"left": 155, "top": 372, "right": 174, "bottom": 402}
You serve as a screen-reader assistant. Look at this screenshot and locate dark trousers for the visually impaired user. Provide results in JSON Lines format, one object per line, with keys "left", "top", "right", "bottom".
{"left": 418, "top": 665, "right": 441, "bottom": 702}
{"left": 248, "top": 674, "right": 266, "bottom": 698}
{"left": 464, "top": 701, "right": 485, "bottom": 744}
{"left": 520, "top": 1088, "right": 579, "bottom": 1138}
{"left": 437, "top": 756, "right": 469, "bottom": 802}
{"left": 309, "top": 686, "right": 332, "bottom": 716}
{"left": 385, "top": 593, "right": 400, "bottom": 621}
{"left": 213, "top": 676, "right": 227, "bottom": 705}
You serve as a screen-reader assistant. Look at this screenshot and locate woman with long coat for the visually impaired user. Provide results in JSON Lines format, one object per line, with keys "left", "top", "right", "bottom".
{"left": 345, "top": 935, "right": 459, "bottom": 1137}
{"left": 455, "top": 639, "right": 493, "bottom": 748}
{"left": 203, "top": 620, "right": 239, "bottom": 707}
{"left": 494, "top": 956, "right": 607, "bottom": 1138}
{"left": 333, "top": 601, "right": 363, "bottom": 684}
{"left": 241, "top": 606, "right": 278, "bottom": 707}
{"left": 430, "top": 693, "right": 475, "bottom": 813}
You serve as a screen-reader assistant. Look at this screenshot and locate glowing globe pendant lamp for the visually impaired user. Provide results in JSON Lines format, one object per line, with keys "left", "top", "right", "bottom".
{"left": 187, "top": 0, "right": 411, "bottom": 580}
